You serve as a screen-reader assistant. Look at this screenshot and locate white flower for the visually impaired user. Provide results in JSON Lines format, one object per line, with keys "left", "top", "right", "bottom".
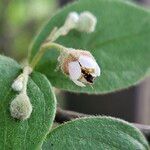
{"left": 58, "top": 49, "right": 100, "bottom": 87}
{"left": 77, "top": 11, "right": 97, "bottom": 33}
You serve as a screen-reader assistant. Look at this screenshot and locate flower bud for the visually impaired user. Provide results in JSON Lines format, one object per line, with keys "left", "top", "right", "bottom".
{"left": 12, "top": 75, "right": 24, "bottom": 92}
{"left": 63, "top": 12, "right": 79, "bottom": 33}
{"left": 77, "top": 11, "right": 97, "bottom": 33}
{"left": 58, "top": 49, "right": 100, "bottom": 87}
{"left": 10, "top": 93, "right": 32, "bottom": 120}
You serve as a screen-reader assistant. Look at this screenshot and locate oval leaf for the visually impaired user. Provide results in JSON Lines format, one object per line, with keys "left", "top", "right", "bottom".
{"left": 29, "top": 0, "right": 150, "bottom": 94}
{"left": 0, "top": 55, "right": 56, "bottom": 149}
{"left": 42, "top": 117, "right": 149, "bottom": 150}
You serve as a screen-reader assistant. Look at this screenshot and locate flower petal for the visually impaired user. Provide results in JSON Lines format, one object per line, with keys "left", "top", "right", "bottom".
{"left": 72, "top": 79, "right": 86, "bottom": 87}
{"left": 79, "top": 55, "right": 100, "bottom": 77}
{"left": 94, "top": 63, "right": 101, "bottom": 76}
{"left": 79, "top": 55, "right": 96, "bottom": 68}
{"left": 68, "top": 61, "right": 81, "bottom": 80}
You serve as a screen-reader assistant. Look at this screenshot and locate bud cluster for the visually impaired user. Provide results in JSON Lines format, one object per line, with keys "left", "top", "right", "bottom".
{"left": 10, "top": 66, "right": 33, "bottom": 120}
{"left": 64, "top": 11, "right": 97, "bottom": 33}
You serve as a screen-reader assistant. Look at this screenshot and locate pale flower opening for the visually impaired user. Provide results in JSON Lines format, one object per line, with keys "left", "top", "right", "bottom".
{"left": 58, "top": 49, "right": 101, "bottom": 87}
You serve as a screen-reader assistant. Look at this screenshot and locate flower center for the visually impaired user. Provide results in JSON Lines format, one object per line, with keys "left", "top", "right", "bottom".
{"left": 81, "top": 69, "right": 95, "bottom": 83}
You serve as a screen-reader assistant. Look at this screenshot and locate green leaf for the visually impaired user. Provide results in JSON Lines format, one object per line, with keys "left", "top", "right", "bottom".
{"left": 29, "top": 0, "right": 150, "bottom": 94}
{"left": 42, "top": 117, "right": 149, "bottom": 150}
{"left": 0, "top": 55, "right": 56, "bottom": 149}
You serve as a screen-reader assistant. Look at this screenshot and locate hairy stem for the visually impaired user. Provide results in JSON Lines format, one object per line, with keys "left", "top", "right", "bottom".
{"left": 30, "top": 13, "right": 76, "bottom": 69}
{"left": 30, "top": 42, "right": 66, "bottom": 69}
{"left": 22, "top": 66, "right": 32, "bottom": 94}
{"left": 55, "top": 107, "right": 150, "bottom": 142}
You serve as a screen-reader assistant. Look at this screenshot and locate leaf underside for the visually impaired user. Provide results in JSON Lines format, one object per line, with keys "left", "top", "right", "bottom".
{"left": 29, "top": 0, "right": 150, "bottom": 94}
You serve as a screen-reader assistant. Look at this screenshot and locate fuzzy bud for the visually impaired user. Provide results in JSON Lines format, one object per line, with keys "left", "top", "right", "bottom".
{"left": 12, "top": 75, "right": 24, "bottom": 92}
{"left": 58, "top": 49, "right": 100, "bottom": 87}
{"left": 77, "top": 11, "right": 97, "bottom": 33}
{"left": 10, "top": 93, "right": 32, "bottom": 120}
{"left": 64, "top": 12, "right": 79, "bottom": 30}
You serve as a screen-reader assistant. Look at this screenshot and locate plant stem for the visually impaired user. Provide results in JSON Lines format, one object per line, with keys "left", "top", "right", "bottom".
{"left": 30, "top": 42, "right": 66, "bottom": 69}
{"left": 21, "top": 66, "right": 32, "bottom": 94}
{"left": 55, "top": 107, "right": 150, "bottom": 142}
{"left": 30, "top": 13, "right": 76, "bottom": 69}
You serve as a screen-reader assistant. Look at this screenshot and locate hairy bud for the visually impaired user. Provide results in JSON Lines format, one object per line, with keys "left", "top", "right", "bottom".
{"left": 77, "top": 11, "right": 97, "bottom": 33}
{"left": 12, "top": 75, "right": 24, "bottom": 92}
{"left": 64, "top": 12, "right": 79, "bottom": 29}
{"left": 10, "top": 93, "right": 32, "bottom": 120}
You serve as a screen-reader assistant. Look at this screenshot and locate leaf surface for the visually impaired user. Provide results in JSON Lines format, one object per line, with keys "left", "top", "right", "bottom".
{"left": 42, "top": 117, "right": 149, "bottom": 150}
{"left": 0, "top": 55, "right": 56, "bottom": 149}
{"left": 29, "top": 0, "right": 150, "bottom": 94}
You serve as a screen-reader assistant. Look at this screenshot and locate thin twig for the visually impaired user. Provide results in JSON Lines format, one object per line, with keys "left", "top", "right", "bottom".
{"left": 55, "top": 107, "right": 150, "bottom": 142}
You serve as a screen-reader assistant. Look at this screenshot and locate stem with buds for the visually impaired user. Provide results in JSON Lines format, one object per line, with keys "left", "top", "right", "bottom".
{"left": 29, "top": 12, "right": 80, "bottom": 69}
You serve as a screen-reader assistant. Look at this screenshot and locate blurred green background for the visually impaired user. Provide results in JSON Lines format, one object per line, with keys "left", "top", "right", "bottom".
{"left": 0, "top": 0, "right": 146, "bottom": 61}
{"left": 0, "top": 0, "right": 58, "bottom": 61}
